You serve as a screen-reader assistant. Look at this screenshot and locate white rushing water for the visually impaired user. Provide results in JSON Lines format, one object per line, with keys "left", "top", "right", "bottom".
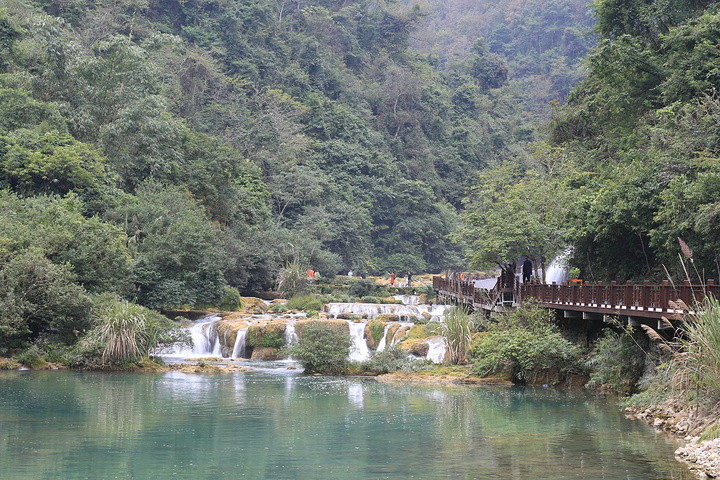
{"left": 347, "top": 320, "right": 371, "bottom": 362}
{"left": 164, "top": 296, "right": 450, "bottom": 364}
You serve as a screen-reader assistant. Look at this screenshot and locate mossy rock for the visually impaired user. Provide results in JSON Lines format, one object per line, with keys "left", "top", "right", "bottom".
{"left": 405, "top": 324, "right": 428, "bottom": 340}
{"left": 381, "top": 297, "right": 403, "bottom": 304}
{"left": 247, "top": 321, "right": 286, "bottom": 348}
{"left": 385, "top": 323, "right": 400, "bottom": 345}
{"left": 398, "top": 338, "right": 430, "bottom": 357}
{"left": 336, "top": 312, "right": 353, "bottom": 320}
{"left": 365, "top": 319, "right": 387, "bottom": 350}
{"left": 375, "top": 314, "right": 400, "bottom": 323}
{"left": 241, "top": 296, "right": 267, "bottom": 314}
{"left": 418, "top": 294, "right": 428, "bottom": 304}
{"left": 250, "top": 347, "right": 280, "bottom": 361}
{"left": 295, "top": 319, "right": 350, "bottom": 337}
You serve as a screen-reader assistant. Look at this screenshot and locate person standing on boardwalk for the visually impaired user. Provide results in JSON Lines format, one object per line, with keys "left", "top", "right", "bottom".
{"left": 522, "top": 259, "right": 533, "bottom": 283}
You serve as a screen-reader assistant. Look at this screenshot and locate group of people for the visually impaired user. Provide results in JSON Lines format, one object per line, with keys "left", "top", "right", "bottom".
{"left": 387, "top": 271, "right": 412, "bottom": 287}
{"left": 307, "top": 268, "right": 320, "bottom": 285}
{"left": 506, "top": 259, "right": 534, "bottom": 283}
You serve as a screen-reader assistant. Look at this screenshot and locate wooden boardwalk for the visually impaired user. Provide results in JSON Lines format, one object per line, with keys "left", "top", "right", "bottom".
{"left": 433, "top": 275, "right": 720, "bottom": 329}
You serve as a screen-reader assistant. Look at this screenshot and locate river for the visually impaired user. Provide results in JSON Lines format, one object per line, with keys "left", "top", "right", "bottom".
{"left": 0, "top": 368, "right": 692, "bottom": 479}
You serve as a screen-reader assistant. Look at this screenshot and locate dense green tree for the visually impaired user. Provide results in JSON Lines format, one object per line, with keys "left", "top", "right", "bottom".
{"left": 109, "top": 182, "right": 226, "bottom": 308}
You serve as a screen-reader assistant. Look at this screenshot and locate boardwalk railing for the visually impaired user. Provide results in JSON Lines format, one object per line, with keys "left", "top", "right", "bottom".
{"left": 433, "top": 276, "right": 720, "bottom": 320}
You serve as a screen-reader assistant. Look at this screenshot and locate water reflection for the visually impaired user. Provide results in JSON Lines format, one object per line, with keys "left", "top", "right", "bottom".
{"left": 0, "top": 370, "right": 691, "bottom": 479}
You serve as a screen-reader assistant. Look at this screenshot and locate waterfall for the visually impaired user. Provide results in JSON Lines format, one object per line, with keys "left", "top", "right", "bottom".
{"left": 189, "top": 315, "right": 223, "bottom": 357}
{"left": 425, "top": 337, "right": 447, "bottom": 364}
{"left": 231, "top": 329, "right": 248, "bottom": 358}
{"left": 284, "top": 321, "right": 298, "bottom": 346}
{"left": 375, "top": 323, "right": 392, "bottom": 352}
{"left": 393, "top": 294, "right": 421, "bottom": 305}
{"left": 347, "top": 321, "right": 371, "bottom": 362}
{"left": 545, "top": 248, "right": 572, "bottom": 284}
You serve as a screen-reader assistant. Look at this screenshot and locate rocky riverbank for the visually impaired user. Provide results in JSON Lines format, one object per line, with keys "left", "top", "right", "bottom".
{"left": 626, "top": 398, "right": 720, "bottom": 478}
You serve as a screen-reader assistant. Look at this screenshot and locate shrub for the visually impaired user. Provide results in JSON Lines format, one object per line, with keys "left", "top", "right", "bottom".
{"left": 15, "top": 344, "right": 47, "bottom": 368}
{"left": 469, "top": 328, "right": 581, "bottom": 382}
{"left": 288, "top": 321, "right": 352, "bottom": 374}
{"left": 80, "top": 295, "right": 190, "bottom": 366}
{"left": 349, "top": 279, "right": 377, "bottom": 298}
{"left": 277, "top": 260, "right": 313, "bottom": 299}
{"left": 585, "top": 329, "right": 645, "bottom": 393}
{"left": 248, "top": 328, "right": 284, "bottom": 348}
{"left": 362, "top": 347, "right": 425, "bottom": 374}
{"left": 367, "top": 320, "right": 385, "bottom": 345}
{"left": 220, "top": 287, "right": 243, "bottom": 310}
{"left": 468, "top": 303, "right": 581, "bottom": 382}
{"left": 286, "top": 294, "right": 325, "bottom": 312}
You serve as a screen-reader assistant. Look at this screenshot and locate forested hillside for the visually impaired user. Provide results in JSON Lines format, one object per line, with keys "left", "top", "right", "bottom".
{"left": 461, "top": 0, "right": 720, "bottom": 283}
{"left": 0, "top": 0, "right": 598, "bottom": 350}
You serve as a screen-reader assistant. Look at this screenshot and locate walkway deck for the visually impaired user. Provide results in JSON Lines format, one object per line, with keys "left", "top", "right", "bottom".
{"left": 433, "top": 276, "right": 720, "bottom": 329}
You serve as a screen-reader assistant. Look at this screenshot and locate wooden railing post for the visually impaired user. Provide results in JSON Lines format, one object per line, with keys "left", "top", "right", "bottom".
{"left": 643, "top": 281, "right": 650, "bottom": 309}
{"left": 625, "top": 281, "right": 632, "bottom": 307}
{"left": 660, "top": 280, "right": 669, "bottom": 312}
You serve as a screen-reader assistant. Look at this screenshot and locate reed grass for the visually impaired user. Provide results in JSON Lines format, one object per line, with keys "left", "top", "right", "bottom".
{"left": 442, "top": 306, "right": 472, "bottom": 365}
{"left": 93, "top": 299, "right": 150, "bottom": 364}
{"left": 674, "top": 296, "right": 720, "bottom": 401}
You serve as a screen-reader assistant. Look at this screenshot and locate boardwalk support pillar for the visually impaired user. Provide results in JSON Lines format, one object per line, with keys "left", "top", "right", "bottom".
{"left": 563, "top": 310, "right": 582, "bottom": 319}
{"left": 628, "top": 316, "right": 642, "bottom": 327}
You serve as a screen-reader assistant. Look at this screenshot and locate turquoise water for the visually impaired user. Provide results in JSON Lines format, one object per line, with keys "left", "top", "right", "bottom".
{"left": 0, "top": 368, "right": 692, "bottom": 479}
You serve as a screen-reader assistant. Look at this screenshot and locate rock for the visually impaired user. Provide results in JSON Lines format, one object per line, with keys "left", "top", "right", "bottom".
{"left": 241, "top": 296, "right": 268, "bottom": 314}
{"left": 250, "top": 347, "right": 280, "bottom": 360}
{"left": 364, "top": 319, "right": 387, "bottom": 350}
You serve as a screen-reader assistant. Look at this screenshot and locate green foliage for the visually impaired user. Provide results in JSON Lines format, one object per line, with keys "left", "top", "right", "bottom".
{"left": 367, "top": 319, "right": 385, "bottom": 345}
{"left": 361, "top": 347, "right": 425, "bottom": 374}
{"left": 247, "top": 329, "right": 284, "bottom": 349}
{"left": 289, "top": 321, "right": 351, "bottom": 374}
{"left": 0, "top": 246, "right": 91, "bottom": 347}
{"left": 110, "top": 181, "right": 226, "bottom": 309}
{"left": 469, "top": 303, "right": 581, "bottom": 382}
{"left": 81, "top": 295, "right": 189, "bottom": 366}
{"left": 220, "top": 287, "right": 242, "bottom": 310}
{"left": 276, "top": 259, "right": 314, "bottom": 299}
{"left": 15, "top": 344, "right": 47, "bottom": 368}
{"left": 286, "top": 294, "right": 325, "bottom": 313}
{"left": 674, "top": 297, "right": 720, "bottom": 402}
{"left": 348, "top": 278, "right": 377, "bottom": 298}
{"left": 585, "top": 328, "right": 646, "bottom": 393}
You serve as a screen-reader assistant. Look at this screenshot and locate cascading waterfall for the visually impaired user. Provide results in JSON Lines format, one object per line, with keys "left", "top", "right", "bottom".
{"left": 163, "top": 297, "right": 451, "bottom": 364}
{"left": 189, "top": 315, "right": 223, "bottom": 357}
{"left": 347, "top": 321, "right": 371, "bottom": 362}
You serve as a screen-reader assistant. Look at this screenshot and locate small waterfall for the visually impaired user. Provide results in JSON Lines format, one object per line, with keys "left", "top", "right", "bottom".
{"left": 231, "top": 329, "right": 248, "bottom": 358}
{"left": 425, "top": 337, "right": 447, "bottom": 364}
{"left": 189, "top": 316, "right": 223, "bottom": 356}
{"left": 284, "top": 321, "right": 299, "bottom": 346}
{"left": 393, "top": 294, "right": 421, "bottom": 305}
{"left": 347, "top": 321, "right": 370, "bottom": 362}
{"left": 375, "top": 324, "right": 392, "bottom": 352}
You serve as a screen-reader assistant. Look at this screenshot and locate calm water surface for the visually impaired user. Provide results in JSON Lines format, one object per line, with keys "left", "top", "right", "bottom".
{"left": 0, "top": 367, "right": 692, "bottom": 479}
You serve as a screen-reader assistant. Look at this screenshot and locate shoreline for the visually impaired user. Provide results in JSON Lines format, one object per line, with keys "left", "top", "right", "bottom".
{"left": 625, "top": 399, "right": 720, "bottom": 479}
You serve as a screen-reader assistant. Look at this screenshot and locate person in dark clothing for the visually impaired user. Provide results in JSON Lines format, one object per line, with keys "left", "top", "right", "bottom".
{"left": 522, "top": 259, "right": 533, "bottom": 283}
{"left": 406, "top": 271, "right": 412, "bottom": 287}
